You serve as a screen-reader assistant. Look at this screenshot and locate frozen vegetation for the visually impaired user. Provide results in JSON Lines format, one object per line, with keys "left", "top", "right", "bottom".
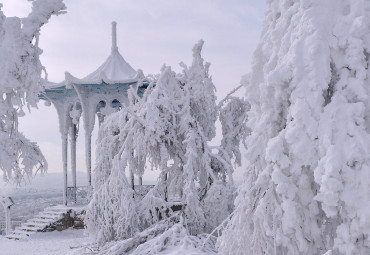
{"left": 84, "top": 40, "right": 248, "bottom": 254}
{"left": 1, "top": 0, "right": 370, "bottom": 255}
{"left": 0, "top": 0, "right": 65, "bottom": 183}
{"left": 219, "top": 0, "right": 370, "bottom": 254}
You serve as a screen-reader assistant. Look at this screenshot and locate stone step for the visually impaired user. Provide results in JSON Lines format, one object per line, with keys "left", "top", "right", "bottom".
{"left": 39, "top": 211, "right": 62, "bottom": 215}
{"left": 43, "top": 211, "right": 65, "bottom": 215}
{"left": 18, "top": 226, "right": 40, "bottom": 232}
{"left": 23, "top": 222, "right": 48, "bottom": 228}
{"left": 44, "top": 206, "right": 67, "bottom": 211}
{"left": 39, "top": 213, "right": 62, "bottom": 218}
{"left": 46, "top": 208, "right": 66, "bottom": 212}
{"left": 28, "top": 218, "right": 53, "bottom": 224}
{"left": 12, "top": 230, "right": 32, "bottom": 236}
{"left": 37, "top": 214, "right": 60, "bottom": 220}
{"left": 6, "top": 233, "right": 28, "bottom": 240}
{"left": 7, "top": 205, "right": 83, "bottom": 240}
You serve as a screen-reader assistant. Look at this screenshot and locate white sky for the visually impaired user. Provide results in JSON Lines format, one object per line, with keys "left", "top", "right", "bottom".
{"left": 0, "top": 0, "right": 266, "bottom": 185}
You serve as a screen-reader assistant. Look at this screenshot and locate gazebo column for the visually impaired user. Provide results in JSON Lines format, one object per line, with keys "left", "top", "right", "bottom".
{"left": 43, "top": 88, "right": 80, "bottom": 206}
{"left": 65, "top": 22, "right": 140, "bottom": 196}
{"left": 71, "top": 83, "right": 96, "bottom": 189}
{"left": 85, "top": 130, "right": 92, "bottom": 187}
{"left": 139, "top": 176, "right": 142, "bottom": 186}
{"left": 52, "top": 101, "right": 71, "bottom": 207}
{"left": 70, "top": 123, "right": 77, "bottom": 203}
{"left": 61, "top": 132, "right": 68, "bottom": 206}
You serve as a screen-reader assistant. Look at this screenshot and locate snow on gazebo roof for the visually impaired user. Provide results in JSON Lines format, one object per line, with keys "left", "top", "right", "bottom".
{"left": 40, "top": 79, "right": 77, "bottom": 101}
{"left": 43, "top": 80, "right": 66, "bottom": 90}
{"left": 65, "top": 21, "right": 137, "bottom": 85}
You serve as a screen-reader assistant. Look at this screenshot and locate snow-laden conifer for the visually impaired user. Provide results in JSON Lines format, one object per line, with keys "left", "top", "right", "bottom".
{"left": 219, "top": 1, "right": 370, "bottom": 254}
{"left": 0, "top": 0, "right": 65, "bottom": 183}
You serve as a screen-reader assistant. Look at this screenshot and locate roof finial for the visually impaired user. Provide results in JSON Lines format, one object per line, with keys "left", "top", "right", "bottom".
{"left": 112, "top": 21, "right": 118, "bottom": 53}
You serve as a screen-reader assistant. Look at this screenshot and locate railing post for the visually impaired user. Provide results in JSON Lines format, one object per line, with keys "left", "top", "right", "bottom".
{"left": 131, "top": 173, "right": 135, "bottom": 190}
{"left": 1, "top": 197, "right": 14, "bottom": 235}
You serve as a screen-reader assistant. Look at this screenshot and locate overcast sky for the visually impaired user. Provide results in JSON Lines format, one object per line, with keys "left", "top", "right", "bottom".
{"left": 1, "top": 0, "right": 266, "bottom": 185}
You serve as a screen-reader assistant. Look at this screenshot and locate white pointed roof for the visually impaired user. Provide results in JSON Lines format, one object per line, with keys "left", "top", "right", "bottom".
{"left": 82, "top": 48, "right": 136, "bottom": 81}
{"left": 65, "top": 22, "right": 137, "bottom": 85}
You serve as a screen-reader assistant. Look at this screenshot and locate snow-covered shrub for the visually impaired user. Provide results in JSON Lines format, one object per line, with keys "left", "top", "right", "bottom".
{"left": 219, "top": 95, "right": 250, "bottom": 167}
{"left": 87, "top": 40, "right": 240, "bottom": 247}
{"left": 0, "top": 0, "right": 65, "bottom": 183}
{"left": 219, "top": 1, "right": 370, "bottom": 254}
{"left": 94, "top": 216, "right": 217, "bottom": 255}
{"left": 92, "top": 108, "right": 127, "bottom": 190}
{"left": 85, "top": 156, "right": 138, "bottom": 245}
{"left": 137, "top": 182, "right": 169, "bottom": 228}
{"left": 129, "top": 221, "right": 217, "bottom": 255}
{"left": 201, "top": 181, "right": 234, "bottom": 233}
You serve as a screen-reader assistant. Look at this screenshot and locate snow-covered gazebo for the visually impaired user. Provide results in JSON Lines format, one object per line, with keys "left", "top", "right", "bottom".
{"left": 41, "top": 22, "right": 145, "bottom": 205}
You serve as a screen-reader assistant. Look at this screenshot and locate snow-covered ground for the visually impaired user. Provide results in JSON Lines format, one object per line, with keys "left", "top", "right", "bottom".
{"left": 0, "top": 229, "right": 88, "bottom": 255}
{"left": 0, "top": 228, "right": 212, "bottom": 255}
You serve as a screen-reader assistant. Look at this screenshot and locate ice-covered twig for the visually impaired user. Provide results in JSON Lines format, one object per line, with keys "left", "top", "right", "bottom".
{"left": 217, "top": 83, "right": 245, "bottom": 110}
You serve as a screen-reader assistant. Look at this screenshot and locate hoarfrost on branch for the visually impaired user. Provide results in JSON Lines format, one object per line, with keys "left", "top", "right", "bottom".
{"left": 0, "top": 0, "right": 66, "bottom": 183}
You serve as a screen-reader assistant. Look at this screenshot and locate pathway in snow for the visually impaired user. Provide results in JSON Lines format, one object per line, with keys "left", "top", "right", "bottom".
{"left": 0, "top": 228, "right": 89, "bottom": 255}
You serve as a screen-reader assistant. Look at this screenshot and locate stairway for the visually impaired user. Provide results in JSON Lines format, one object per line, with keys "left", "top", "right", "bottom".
{"left": 6, "top": 205, "right": 70, "bottom": 240}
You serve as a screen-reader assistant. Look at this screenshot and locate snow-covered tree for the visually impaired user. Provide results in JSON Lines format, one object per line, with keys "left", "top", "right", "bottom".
{"left": 86, "top": 40, "right": 240, "bottom": 248}
{"left": 219, "top": 1, "right": 370, "bottom": 254}
{"left": 0, "top": 0, "right": 66, "bottom": 183}
{"left": 218, "top": 84, "right": 250, "bottom": 168}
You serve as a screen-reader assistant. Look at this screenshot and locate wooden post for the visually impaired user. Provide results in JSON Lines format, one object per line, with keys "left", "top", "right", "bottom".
{"left": 5, "top": 205, "right": 10, "bottom": 235}
{"left": 131, "top": 173, "right": 135, "bottom": 190}
{"left": 1, "top": 197, "right": 14, "bottom": 236}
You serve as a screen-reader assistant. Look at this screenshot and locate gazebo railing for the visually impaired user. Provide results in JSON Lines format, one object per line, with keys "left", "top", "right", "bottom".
{"left": 67, "top": 185, "right": 155, "bottom": 205}
{"left": 67, "top": 186, "right": 90, "bottom": 205}
{"left": 134, "top": 185, "right": 154, "bottom": 200}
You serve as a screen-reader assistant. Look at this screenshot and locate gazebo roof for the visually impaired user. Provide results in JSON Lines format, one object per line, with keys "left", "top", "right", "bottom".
{"left": 40, "top": 80, "right": 77, "bottom": 101}
{"left": 43, "top": 80, "right": 66, "bottom": 91}
{"left": 65, "top": 21, "right": 137, "bottom": 86}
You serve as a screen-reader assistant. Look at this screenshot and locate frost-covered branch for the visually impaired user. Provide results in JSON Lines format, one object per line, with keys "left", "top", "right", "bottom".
{"left": 217, "top": 83, "right": 245, "bottom": 110}
{"left": 0, "top": 0, "right": 65, "bottom": 183}
{"left": 219, "top": 1, "right": 370, "bottom": 254}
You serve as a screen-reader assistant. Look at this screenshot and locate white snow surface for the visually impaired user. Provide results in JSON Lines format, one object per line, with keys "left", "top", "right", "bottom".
{"left": 0, "top": 228, "right": 211, "bottom": 255}
{"left": 84, "top": 48, "right": 136, "bottom": 81}
{"left": 0, "top": 229, "right": 88, "bottom": 255}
